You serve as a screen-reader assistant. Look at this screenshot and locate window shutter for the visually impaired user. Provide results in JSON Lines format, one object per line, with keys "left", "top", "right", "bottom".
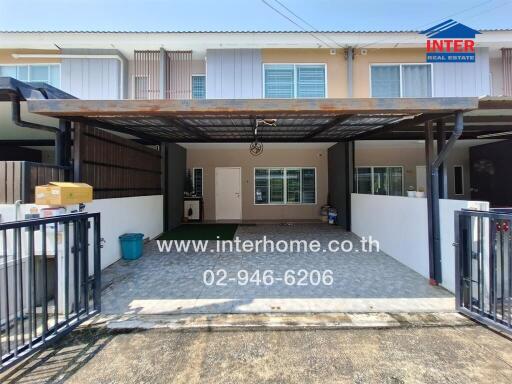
{"left": 297, "top": 65, "right": 325, "bottom": 98}
{"left": 264, "top": 65, "right": 294, "bottom": 98}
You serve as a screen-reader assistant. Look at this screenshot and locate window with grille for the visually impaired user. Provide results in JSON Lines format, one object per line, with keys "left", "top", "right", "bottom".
{"left": 254, "top": 168, "right": 316, "bottom": 204}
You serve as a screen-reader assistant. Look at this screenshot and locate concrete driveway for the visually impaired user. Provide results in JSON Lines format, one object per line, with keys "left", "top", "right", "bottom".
{"left": 101, "top": 224, "right": 453, "bottom": 315}
{"left": 2, "top": 322, "right": 512, "bottom": 383}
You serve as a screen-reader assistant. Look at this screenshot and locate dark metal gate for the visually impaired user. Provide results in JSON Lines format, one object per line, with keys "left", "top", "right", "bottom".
{"left": 0, "top": 213, "right": 101, "bottom": 371}
{"left": 455, "top": 209, "right": 512, "bottom": 335}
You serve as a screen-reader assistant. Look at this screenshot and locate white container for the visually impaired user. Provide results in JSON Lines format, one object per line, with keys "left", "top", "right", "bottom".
{"left": 407, "top": 191, "right": 416, "bottom": 197}
{"left": 415, "top": 191, "right": 426, "bottom": 198}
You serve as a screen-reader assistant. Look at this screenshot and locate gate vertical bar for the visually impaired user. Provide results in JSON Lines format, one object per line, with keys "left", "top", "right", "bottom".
{"left": 93, "top": 215, "right": 101, "bottom": 312}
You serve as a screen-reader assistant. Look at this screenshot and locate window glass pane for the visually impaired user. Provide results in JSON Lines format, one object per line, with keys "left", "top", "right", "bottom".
{"left": 297, "top": 65, "right": 325, "bottom": 98}
{"left": 388, "top": 167, "right": 403, "bottom": 196}
{"left": 17, "top": 65, "right": 28, "bottom": 81}
{"left": 270, "top": 169, "right": 284, "bottom": 203}
{"left": 356, "top": 167, "right": 372, "bottom": 194}
{"left": 0, "top": 66, "right": 17, "bottom": 77}
{"left": 192, "top": 75, "right": 206, "bottom": 99}
{"left": 402, "top": 65, "right": 432, "bottom": 97}
{"left": 49, "top": 65, "right": 60, "bottom": 87}
{"left": 454, "top": 166, "right": 464, "bottom": 195}
{"left": 301, "top": 168, "right": 316, "bottom": 203}
{"left": 255, "top": 169, "right": 269, "bottom": 204}
{"left": 286, "top": 169, "right": 301, "bottom": 203}
{"left": 193, "top": 168, "right": 203, "bottom": 197}
{"left": 29, "top": 65, "right": 49, "bottom": 82}
{"left": 264, "top": 65, "right": 294, "bottom": 98}
{"left": 373, "top": 167, "right": 389, "bottom": 195}
{"left": 371, "top": 65, "right": 400, "bottom": 97}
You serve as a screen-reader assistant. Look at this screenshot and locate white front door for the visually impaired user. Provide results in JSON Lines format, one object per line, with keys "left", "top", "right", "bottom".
{"left": 215, "top": 167, "right": 242, "bottom": 220}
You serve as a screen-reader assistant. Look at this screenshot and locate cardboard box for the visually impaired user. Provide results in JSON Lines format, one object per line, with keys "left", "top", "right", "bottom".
{"left": 35, "top": 182, "right": 93, "bottom": 205}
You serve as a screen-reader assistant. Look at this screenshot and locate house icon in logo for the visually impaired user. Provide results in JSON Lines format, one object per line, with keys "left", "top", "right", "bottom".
{"left": 420, "top": 19, "right": 481, "bottom": 63}
{"left": 420, "top": 19, "right": 481, "bottom": 39}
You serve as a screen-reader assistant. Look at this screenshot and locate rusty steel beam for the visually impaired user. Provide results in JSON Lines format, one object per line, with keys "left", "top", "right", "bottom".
{"left": 27, "top": 97, "right": 478, "bottom": 117}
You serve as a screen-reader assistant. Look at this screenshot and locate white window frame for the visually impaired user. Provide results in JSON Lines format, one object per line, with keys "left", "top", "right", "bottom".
{"left": 253, "top": 167, "right": 317, "bottom": 205}
{"left": 355, "top": 166, "right": 404, "bottom": 196}
{"left": 192, "top": 167, "right": 204, "bottom": 197}
{"left": 369, "top": 63, "right": 434, "bottom": 98}
{"left": 0, "top": 63, "right": 61, "bottom": 87}
{"left": 453, "top": 165, "right": 464, "bottom": 195}
{"left": 191, "top": 74, "right": 206, "bottom": 99}
{"left": 262, "top": 63, "right": 328, "bottom": 99}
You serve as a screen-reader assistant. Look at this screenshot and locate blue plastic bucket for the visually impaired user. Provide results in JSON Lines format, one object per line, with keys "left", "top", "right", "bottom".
{"left": 119, "top": 233, "right": 144, "bottom": 260}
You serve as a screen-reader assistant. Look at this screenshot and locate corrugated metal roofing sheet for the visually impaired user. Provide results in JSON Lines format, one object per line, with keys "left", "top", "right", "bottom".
{"left": 1, "top": 29, "right": 511, "bottom": 33}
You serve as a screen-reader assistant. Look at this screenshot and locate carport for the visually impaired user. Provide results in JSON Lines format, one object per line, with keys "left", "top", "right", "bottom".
{"left": 21, "top": 94, "right": 512, "bottom": 315}
{"left": 27, "top": 96, "right": 479, "bottom": 285}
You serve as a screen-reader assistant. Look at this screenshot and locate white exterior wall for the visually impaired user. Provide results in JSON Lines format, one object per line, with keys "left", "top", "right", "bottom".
{"left": 351, "top": 193, "right": 489, "bottom": 293}
{"left": 60, "top": 58, "right": 121, "bottom": 99}
{"left": 83, "top": 195, "right": 163, "bottom": 269}
{"left": 432, "top": 48, "right": 490, "bottom": 97}
{"left": 206, "top": 49, "right": 262, "bottom": 99}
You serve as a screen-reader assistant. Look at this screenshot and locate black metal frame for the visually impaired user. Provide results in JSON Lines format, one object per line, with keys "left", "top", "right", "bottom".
{"left": 0, "top": 212, "right": 101, "bottom": 371}
{"left": 455, "top": 209, "right": 512, "bottom": 336}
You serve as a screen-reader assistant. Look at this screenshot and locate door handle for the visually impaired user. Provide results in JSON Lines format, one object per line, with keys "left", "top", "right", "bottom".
{"left": 235, "top": 193, "right": 240, "bottom": 198}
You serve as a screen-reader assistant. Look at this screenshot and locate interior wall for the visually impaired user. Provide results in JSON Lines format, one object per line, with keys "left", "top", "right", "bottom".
{"left": 186, "top": 144, "right": 329, "bottom": 221}
{"left": 166, "top": 143, "right": 186, "bottom": 229}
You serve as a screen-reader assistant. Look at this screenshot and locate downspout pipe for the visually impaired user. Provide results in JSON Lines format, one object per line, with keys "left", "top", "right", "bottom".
{"left": 433, "top": 112, "right": 464, "bottom": 169}
{"left": 11, "top": 97, "right": 58, "bottom": 133}
{"left": 346, "top": 47, "right": 354, "bottom": 98}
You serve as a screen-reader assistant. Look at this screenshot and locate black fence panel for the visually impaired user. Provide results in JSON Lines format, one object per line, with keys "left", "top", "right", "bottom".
{"left": 455, "top": 209, "right": 511, "bottom": 335}
{"left": 0, "top": 213, "right": 101, "bottom": 371}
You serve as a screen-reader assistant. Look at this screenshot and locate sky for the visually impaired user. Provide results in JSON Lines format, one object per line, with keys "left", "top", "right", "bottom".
{"left": 0, "top": 0, "right": 510, "bottom": 32}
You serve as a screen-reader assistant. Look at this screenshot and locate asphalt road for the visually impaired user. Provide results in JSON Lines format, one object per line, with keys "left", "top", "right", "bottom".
{"left": 2, "top": 324, "right": 512, "bottom": 383}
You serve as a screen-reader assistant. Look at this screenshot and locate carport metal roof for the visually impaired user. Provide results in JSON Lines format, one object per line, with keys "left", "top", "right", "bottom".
{"left": 26, "top": 97, "right": 481, "bottom": 143}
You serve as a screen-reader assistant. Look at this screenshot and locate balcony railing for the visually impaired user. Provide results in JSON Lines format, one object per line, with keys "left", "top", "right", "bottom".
{"left": 0, "top": 162, "right": 68, "bottom": 204}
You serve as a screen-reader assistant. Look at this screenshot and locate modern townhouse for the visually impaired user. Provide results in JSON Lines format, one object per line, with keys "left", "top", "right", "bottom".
{"left": 1, "top": 25, "right": 512, "bottom": 368}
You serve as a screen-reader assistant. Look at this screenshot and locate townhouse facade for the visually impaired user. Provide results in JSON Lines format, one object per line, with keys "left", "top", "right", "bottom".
{"left": 1, "top": 30, "right": 511, "bottom": 220}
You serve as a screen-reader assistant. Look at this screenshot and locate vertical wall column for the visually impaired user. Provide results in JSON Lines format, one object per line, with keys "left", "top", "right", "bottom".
{"left": 327, "top": 141, "right": 354, "bottom": 230}
{"left": 165, "top": 143, "right": 186, "bottom": 230}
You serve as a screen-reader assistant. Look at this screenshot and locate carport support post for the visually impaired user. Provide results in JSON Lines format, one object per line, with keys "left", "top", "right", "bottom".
{"left": 425, "top": 112, "right": 464, "bottom": 285}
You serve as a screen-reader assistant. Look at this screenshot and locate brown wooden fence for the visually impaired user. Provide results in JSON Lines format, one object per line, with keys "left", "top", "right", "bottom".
{"left": 74, "top": 124, "right": 162, "bottom": 199}
{"left": 0, "top": 161, "right": 67, "bottom": 203}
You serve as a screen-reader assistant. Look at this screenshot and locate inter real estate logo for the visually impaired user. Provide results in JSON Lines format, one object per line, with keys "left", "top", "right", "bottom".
{"left": 420, "top": 19, "right": 481, "bottom": 63}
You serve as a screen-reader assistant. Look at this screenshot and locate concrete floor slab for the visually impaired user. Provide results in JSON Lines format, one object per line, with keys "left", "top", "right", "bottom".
{"left": 101, "top": 224, "right": 453, "bottom": 315}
